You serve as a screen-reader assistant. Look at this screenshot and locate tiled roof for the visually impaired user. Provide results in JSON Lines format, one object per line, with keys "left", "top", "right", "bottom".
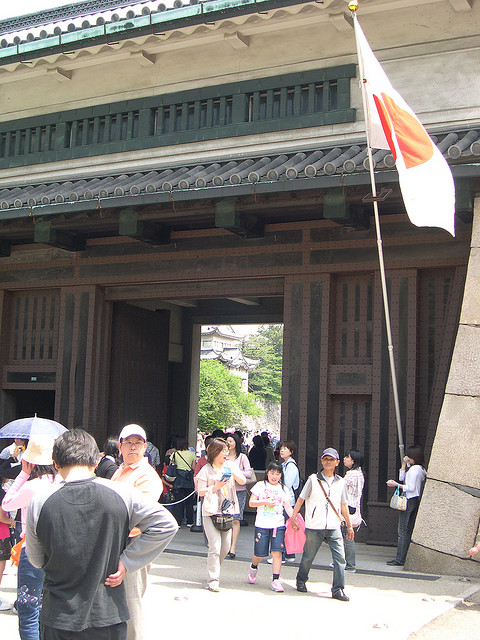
{"left": 0, "top": 128, "right": 478, "bottom": 214}
{"left": 0, "top": 0, "right": 305, "bottom": 57}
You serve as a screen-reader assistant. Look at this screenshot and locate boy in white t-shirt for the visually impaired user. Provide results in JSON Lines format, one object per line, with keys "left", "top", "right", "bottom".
{"left": 248, "top": 462, "right": 293, "bottom": 592}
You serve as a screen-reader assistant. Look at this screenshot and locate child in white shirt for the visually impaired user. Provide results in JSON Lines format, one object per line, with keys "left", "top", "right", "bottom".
{"left": 248, "top": 462, "right": 293, "bottom": 592}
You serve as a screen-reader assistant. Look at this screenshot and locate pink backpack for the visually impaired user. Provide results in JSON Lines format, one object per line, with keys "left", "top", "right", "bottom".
{"left": 285, "top": 514, "right": 306, "bottom": 554}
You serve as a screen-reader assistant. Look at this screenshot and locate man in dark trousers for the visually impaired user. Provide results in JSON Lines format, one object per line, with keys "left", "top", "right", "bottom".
{"left": 26, "top": 428, "right": 178, "bottom": 640}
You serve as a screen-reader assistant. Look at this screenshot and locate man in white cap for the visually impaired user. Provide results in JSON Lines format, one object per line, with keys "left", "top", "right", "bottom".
{"left": 112, "top": 425, "right": 163, "bottom": 640}
{"left": 291, "top": 447, "right": 354, "bottom": 601}
{"left": 25, "top": 428, "right": 177, "bottom": 640}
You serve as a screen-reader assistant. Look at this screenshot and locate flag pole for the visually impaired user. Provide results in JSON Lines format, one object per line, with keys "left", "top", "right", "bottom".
{"left": 349, "top": 2, "right": 405, "bottom": 461}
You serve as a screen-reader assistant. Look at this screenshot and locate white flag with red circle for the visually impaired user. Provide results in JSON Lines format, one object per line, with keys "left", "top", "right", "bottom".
{"left": 354, "top": 19, "right": 455, "bottom": 236}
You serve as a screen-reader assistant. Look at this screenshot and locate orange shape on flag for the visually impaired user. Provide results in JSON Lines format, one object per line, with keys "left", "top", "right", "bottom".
{"left": 373, "top": 93, "right": 434, "bottom": 169}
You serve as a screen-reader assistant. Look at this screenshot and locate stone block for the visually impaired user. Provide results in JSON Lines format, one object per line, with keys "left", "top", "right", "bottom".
{"left": 445, "top": 325, "right": 480, "bottom": 396}
{"left": 412, "top": 480, "right": 480, "bottom": 557}
{"left": 471, "top": 197, "right": 480, "bottom": 248}
{"left": 428, "top": 394, "right": 480, "bottom": 487}
{"left": 459, "top": 247, "right": 480, "bottom": 325}
{"left": 406, "top": 542, "right": 480, "bottom": 578}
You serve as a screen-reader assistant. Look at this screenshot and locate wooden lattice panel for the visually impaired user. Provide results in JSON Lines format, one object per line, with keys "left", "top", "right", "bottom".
{"left": 8, "top": 291, "right": 59, "bottom": 364}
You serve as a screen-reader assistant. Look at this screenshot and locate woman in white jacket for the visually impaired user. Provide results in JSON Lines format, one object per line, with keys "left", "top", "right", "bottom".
{"left": 343, "top": 449, "right": 365, "bottom": 572}
{"left": 386, "top": 445, "right": 426, "bottom": 566}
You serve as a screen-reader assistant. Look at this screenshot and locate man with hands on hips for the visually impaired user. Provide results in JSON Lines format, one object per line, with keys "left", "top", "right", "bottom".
{"left": 26, "top": 428, "right": 177, "bottom": 640}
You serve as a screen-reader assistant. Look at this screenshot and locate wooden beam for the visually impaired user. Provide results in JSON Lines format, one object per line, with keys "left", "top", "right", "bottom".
{"left": 119, "top": 208, "right": 170, "bottom": 245}
{"left": 215, "top": 199, "right": 264, "bottom": 238}
{"left": 34, "top": 220, "right": 85, "bottom": 251}
{"left": 0, "top": 239, "right": 11, "bottom": 257}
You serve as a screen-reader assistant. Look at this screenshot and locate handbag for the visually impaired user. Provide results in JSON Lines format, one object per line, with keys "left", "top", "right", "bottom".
{"left": 210, "top": 513, "right": 234, "bottom": 531}
{"left": 164, "top": 459, "right": 177, "bottom": 483}
{"left": 349, "top": 507, "right": 363, "bottom": 528}
{"left": 170, "top": 452, "right": 194, "bottom": 489}
{"left": 160, "top": 489, "right": 176, "bottom": 505}
{"left": 390, "top": 486, "right": 407, "bottom": 511}
{"left": 285, "top": 513, "right": 306, "bottom": 554}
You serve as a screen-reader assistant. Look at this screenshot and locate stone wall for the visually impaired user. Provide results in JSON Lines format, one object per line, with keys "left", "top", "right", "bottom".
{"left": 407, "top": 196, "right": 480, "bottom": 577}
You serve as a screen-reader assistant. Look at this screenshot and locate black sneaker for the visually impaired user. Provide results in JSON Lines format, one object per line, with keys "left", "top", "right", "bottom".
{"left": 296, "top": 581, "right": 307, "bottom": 593}
{"left": 332, "top": 589, "right": 349, "bottom": 602}
{"left": 386, "top": 560, "right": 404, "bottom": 566}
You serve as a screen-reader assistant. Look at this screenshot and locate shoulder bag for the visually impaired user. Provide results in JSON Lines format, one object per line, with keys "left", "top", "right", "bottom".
{"left": 390, "top": 486, "right": 407, "bottom": 511}
{"left": 172, "top": 451, "right": 195, "bottom": 489}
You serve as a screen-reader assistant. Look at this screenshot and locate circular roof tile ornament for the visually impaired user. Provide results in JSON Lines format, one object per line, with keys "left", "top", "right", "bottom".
{"left": 285, "top": 167, "right": 298, "bottom": 179}
{"left": 383, "top": 154, "right": 396, "bottom": 168}
{"left": 343, "top": 159, "right": 356, "bottom": 173}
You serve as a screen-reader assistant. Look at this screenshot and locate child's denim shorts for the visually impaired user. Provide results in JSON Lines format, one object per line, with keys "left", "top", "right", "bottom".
{"left": 253, "top": 526, "right": 286, "bottom": 557}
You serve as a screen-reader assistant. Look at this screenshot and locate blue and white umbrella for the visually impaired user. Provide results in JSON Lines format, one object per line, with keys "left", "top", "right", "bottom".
{"left": 0, "top": 416, "right": 68, "bottom": 440}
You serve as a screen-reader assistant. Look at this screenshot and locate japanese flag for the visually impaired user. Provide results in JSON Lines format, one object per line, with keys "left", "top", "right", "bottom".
{"left": 354, "top": 19, "right": 455, "bottom": 236}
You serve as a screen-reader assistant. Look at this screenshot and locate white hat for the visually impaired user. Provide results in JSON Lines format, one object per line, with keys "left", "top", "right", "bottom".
{"left": 23, "top": 435, "right": 55, "bottom": 465}
{"left": 119, "top": 424, "right": 147, "bottom": 441}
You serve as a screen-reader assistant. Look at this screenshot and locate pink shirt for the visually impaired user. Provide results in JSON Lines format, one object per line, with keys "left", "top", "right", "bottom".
{"left": 2, "top": 471, "right": 58, "bottom": 538}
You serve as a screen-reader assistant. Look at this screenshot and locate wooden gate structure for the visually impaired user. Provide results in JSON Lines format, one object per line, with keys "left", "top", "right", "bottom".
{"left": 0, "top": 0, "right": 478, "bottom": 546}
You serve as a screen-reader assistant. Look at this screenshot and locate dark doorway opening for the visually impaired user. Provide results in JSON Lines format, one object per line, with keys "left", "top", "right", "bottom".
{"left": 7, "top": 390, "right": 55, "bottom": 419}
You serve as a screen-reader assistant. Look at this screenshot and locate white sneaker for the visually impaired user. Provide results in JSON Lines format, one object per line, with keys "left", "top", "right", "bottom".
{"left": 267, "top": 557, "right": 285, "bottom": 564}
{"left": 285, "top": 556, "right": 296, "bottom": 562}
{"left": 271, "top": 579, "right": 284, "bottom": 592}
{"left": 0, "top": 600, "right": 11, "bottom": 611}
{"left": 207, "top": 581, "right": 220, "bottom": 592}
{"left": 248, "top": 567, "right": 258, "bottom": 584}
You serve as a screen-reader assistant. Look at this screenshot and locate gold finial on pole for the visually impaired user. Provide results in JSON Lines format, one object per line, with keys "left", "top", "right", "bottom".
{"left": 348, "top": 1, "right": 359, "bottom": 12}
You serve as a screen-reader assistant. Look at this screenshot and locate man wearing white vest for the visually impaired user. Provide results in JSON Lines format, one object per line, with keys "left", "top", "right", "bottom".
{"left": 291, "top": 447, "right": 354, "bottom": 601}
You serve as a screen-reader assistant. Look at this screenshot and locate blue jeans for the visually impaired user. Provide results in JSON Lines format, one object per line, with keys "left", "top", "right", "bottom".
{"left": 18, "top": 546, "right": 45, "bottom": 640}
{"left": 297, "top": 528, "right": 346, "bottom": 594}
{"left": 395, "top": 496, "right": 420, "bottom": 563}
{"left": 342, "top": 525, "right": 356, "bottom": 569}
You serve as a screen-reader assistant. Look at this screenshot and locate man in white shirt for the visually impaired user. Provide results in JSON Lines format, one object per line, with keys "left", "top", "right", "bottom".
{"left": 291, "top": 447, "right": 354, "bottom": 601}
{"left": 112, "top": 425, "right": 163, "bottom": 640}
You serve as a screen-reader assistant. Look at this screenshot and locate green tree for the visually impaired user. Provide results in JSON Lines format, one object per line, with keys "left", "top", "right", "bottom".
{"left": 243, "top": 324, "right": 283, "bottom": 403}
{"left": 198, "top": 359, "right": 262, "bottom": 432}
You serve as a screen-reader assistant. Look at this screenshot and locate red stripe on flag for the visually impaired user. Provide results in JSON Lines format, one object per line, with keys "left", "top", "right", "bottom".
{"left": 381, "top": 93, "right": 434, "bottom": 169}
{"left": 373, "top": 93, "right": 397, "bottom": 161}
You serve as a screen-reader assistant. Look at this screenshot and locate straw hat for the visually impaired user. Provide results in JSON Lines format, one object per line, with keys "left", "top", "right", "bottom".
{"left": 23, "top": 435, "right": 56, "bottom": 465}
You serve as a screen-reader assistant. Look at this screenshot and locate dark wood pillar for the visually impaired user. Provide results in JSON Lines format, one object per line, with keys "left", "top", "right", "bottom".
{"left": 56, "top": 286, "right": 112, "bottom": 440}
{"left": 107, "top": 303, "right": 170, "bottom": 451}
{"left": 281, "top": 274, "right": 333, "bottom": 476}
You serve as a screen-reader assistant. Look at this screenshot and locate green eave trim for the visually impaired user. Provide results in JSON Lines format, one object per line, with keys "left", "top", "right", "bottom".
{"left": 0, "top": 0, "right": 311, "bottom": 65}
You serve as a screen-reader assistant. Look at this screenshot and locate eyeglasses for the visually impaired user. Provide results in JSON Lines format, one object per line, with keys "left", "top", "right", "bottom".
{"left": 122, "top": 440, "right": 144, "bottom": 448}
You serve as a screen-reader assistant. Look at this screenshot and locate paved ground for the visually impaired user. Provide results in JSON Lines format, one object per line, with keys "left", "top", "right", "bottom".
{"left": 1, "top": 517, "right": 479, "bottom": 639}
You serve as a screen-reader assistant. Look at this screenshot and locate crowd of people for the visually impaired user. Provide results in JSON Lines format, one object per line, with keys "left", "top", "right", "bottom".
{"left": 0, "top": 423, "right": 436, "bottom": 638}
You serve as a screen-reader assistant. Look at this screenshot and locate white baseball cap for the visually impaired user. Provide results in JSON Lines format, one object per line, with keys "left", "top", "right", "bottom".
{"left": 119, "top": 424, "right": 147, "bottom": 441}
